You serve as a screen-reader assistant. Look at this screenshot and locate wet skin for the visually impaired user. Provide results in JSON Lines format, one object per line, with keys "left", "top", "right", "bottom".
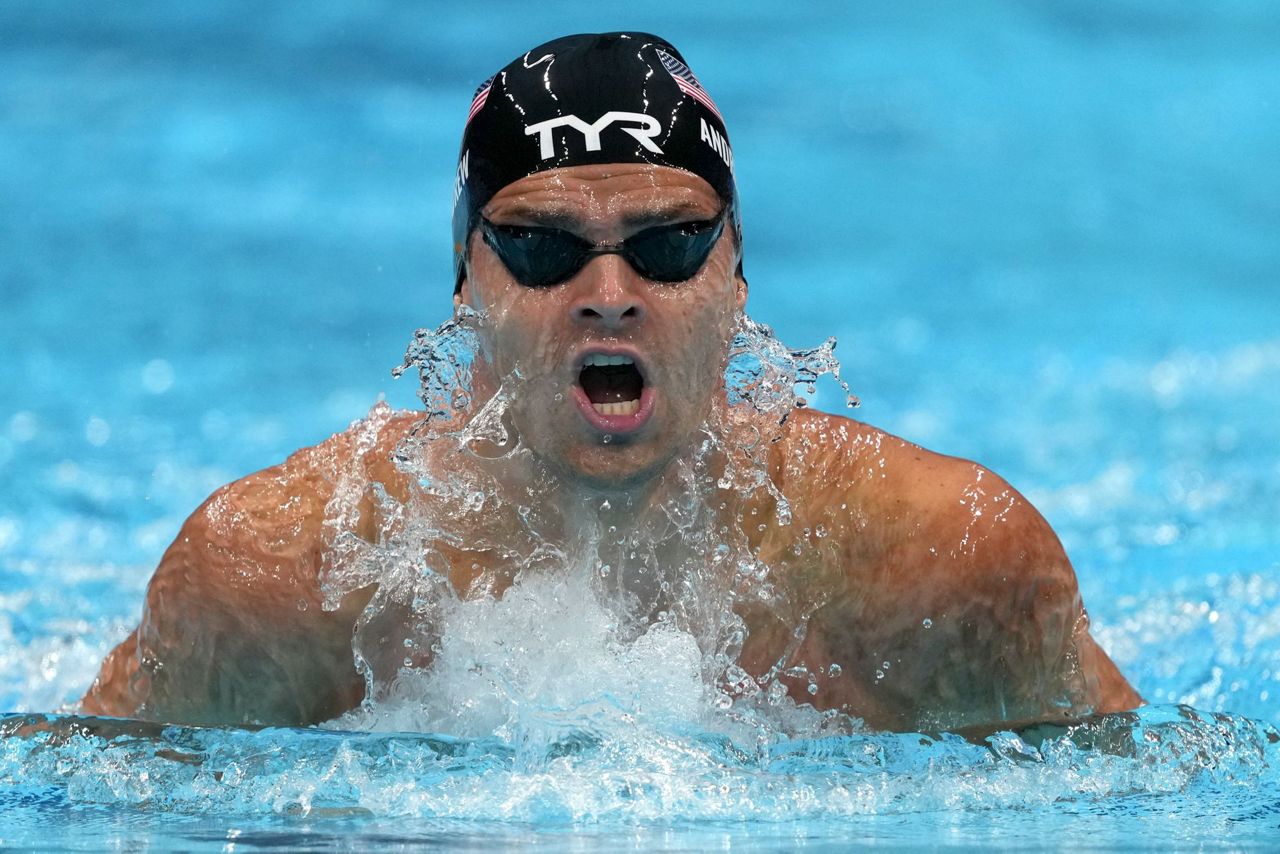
{"left": 82, "top": 164, "right": 1141, "bottom": 731}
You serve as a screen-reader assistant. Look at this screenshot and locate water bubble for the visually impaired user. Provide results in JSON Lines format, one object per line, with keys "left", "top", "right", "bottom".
{"left": 85, "top": 416, "right": 111, "bottom": 447}
{"left": 9, "top": 412, "right": 38, "bottom": 442}
{"left": 827, "top": 663, "right": 842, "bottom": 678}
{"left": 807, "top": 683, "right": 819, "bottom": 695}
{"left": 922, "top": 618, "right": 933, "bottom": 629}
{"left": 141, "top": 358, "right": 175, "bottom": 394}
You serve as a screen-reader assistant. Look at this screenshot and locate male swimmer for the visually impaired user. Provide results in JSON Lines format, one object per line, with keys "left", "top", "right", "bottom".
{"left": 82, "top": 33, "right": 1140, "bottom": 731}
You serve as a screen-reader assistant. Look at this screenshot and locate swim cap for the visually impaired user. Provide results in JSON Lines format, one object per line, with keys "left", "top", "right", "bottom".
{"left": 451, "top": 32, "right": 740, "bottom": 292}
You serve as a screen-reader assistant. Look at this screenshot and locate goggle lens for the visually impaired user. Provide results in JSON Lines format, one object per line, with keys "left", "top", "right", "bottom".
{"left": 478, "top": 213, "right": 727, "bottom": 289}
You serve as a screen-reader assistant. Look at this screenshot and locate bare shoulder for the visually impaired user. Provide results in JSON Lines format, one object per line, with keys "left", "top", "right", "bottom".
{"left": 191, "top": 404, "right": 422, "bottom": 559}
{"left": 773, "top": 408, "right": 1139, "bottom": 729}
{"left": 82, "top": 405, "right": 423, "bottom": 724}
{"left": 776, "top": 407, "right": 1060, "bottom": 583}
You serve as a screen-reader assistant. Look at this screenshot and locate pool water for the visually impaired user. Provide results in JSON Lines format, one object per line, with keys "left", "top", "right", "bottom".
{"left": 3, "top": 1, "right": 1280, "bottom": 849}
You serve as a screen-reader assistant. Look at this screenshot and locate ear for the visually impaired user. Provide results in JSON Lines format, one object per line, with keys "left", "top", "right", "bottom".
{"left": 454, "top": 278, "right": 474, "bottom": 315}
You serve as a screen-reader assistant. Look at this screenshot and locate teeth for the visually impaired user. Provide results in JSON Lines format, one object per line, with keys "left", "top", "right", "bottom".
{"left": 584, "top": 354, "right": 635, "bottom": 367}
{"left": 591, "top": 399, "right": 640, "bottom": 416}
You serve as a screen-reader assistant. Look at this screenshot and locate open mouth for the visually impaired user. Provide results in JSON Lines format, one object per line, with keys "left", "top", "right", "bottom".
{"left": 571, "top": 351, "right": 656, "bottom": 434}
{"left": 579, "top": 354, "right": 645, "bottom": 415}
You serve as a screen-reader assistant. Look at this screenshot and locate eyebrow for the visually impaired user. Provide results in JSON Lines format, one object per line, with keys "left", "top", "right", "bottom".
{"left": 621, "top": 201, "right": 712, "bottom": 228}
{"left": 494, "top": 206, "right": 582, "bottom": 228}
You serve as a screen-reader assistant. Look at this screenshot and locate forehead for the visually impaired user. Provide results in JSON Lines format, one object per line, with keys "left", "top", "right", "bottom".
{"left": 483, "top": 163, "right": 721, "bottom": 227}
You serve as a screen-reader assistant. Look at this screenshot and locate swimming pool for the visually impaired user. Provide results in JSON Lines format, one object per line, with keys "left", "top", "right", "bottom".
{"left": 3, "top": 1, "right": 1279, "bottom": 848}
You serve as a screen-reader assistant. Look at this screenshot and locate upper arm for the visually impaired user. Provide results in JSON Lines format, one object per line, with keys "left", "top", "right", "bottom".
{"left": 884, "top": 459, "right": 1141, "bottom": 729}
{"left": 82, "top": 413, "right": 417, "bottom": 725}
{"left": 132, "top": 466, "right": 359, "bottom": 724}
{"left": 781, "top": 412, "right": 1141, "bottom": 731}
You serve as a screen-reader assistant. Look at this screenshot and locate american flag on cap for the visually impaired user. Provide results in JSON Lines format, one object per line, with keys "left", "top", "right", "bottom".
{"left": 655, "top": 48, "right": 723, "bottom": 123}
{"left": 466, "top": 74, "right": 495, "bottom": 126}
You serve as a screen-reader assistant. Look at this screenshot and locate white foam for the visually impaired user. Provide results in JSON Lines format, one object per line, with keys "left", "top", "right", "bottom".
{"left": 333, "top": 567, "right": 709, "bottom": 740}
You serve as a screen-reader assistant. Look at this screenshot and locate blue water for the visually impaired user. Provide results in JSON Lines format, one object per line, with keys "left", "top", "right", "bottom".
{"left": 3, "top": 0, "right": 1280, "bottom": 849}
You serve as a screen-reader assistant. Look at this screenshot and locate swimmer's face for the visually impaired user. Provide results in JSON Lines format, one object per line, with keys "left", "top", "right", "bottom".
{"left": 458, "top": 164, "right": 745, "bottom": 489}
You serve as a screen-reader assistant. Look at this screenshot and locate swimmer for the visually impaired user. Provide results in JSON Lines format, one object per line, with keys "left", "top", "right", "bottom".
{"left": 82, "top": 33, "right": 1141, "bottom": 731}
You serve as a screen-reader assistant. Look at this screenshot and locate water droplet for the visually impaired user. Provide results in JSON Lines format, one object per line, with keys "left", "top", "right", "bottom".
{"left": 922, "top": 618, "right": 933, "bottom": 629}
{"left": 141, "top": 358, "right": 175, "bottom": 394}
{"left": 296, "top": 600, "right": 309, "bottom": 612}
{"left": 602, "top": 434, "right": 613, "bottom": 444}
{"left": 85, "top": 416, "right": 111, "bottom": 447}
{"left": 807, "top": 683, "right": 819, "bottom": 695}
{"left": 882, "top": 660, "right": 891, "bottom": 670}
{"left": 875, "top": 669, "right": 885, "bottom": 681}
{"left": 828, "top": 663, "right": 842, "bottom": 677}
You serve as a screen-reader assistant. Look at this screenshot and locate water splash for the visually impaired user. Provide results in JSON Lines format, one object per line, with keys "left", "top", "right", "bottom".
{"left": 315, "top": 310, "right": 862, "bottom": 747}
{"left": 391, "top": 306, "right": 480, "bottom": 422}
{"left": 12, "top": 310, "right": 1277, "bottom": 846}
{"left": 2, "top": 705, "right": 1275, "bottom": 828}
{"left": 725, "top": 316, "right": 858, "bottom": 412}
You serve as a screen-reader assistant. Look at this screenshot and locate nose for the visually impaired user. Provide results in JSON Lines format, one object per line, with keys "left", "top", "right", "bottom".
{"left": 569, "top": 255, "right": 646, "bottom": 330}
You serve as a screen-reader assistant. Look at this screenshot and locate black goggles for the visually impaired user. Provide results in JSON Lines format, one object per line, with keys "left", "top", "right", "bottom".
{"left": 476, "top": 209, "right": 729, "bottom": 289}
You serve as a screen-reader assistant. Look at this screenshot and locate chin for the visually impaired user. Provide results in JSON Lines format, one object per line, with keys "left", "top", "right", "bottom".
{"left": 550, "top": 441, "right": 678, "bottom": 493}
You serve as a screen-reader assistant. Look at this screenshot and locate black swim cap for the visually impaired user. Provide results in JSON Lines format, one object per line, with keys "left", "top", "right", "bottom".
{"left": 451, "top": 32, "right": 740, "bottom": 292}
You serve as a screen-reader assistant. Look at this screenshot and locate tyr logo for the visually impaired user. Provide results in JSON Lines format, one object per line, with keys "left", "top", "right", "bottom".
{"left": 525, "top": 112, "right": 664, "bottom": 159}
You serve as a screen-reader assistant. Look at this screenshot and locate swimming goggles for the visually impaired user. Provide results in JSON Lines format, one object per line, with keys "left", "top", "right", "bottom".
{"left": 477, "top": 209, "right": 728, "bottom": 289}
